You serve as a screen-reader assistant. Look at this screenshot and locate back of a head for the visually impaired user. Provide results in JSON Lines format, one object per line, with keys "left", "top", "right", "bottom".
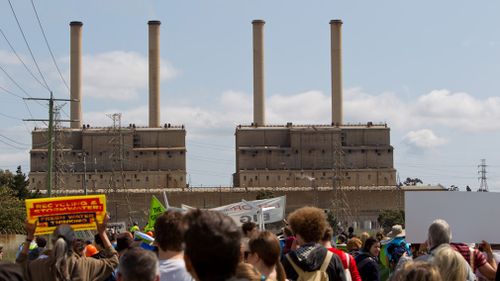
{"left": 36, "top": 237, "right": 47, "bottom": 248}
{"left": 392, "top": 261, "right": 442, "bottom": 281}
{"left": 116, "top": 232, "right": 135, "bottom": 253}
{"left": 119, "top": 247, "right": 159, "bottom": 281}
{"left": 154, "top": 210, "right": 184, "bottom": 252}
{"left": 362, "top": 237, "right": 379, "bottom": 253}
{"left": 347, "top": 237, "right": 362, "bottom": 252}
{"left": 287, "top": 206, "right": 327, "bottom": 243}
{"left": 431, "top": 244, "right": 466, "bottom": 281}
{"left": 184, "top": 209, "right": 242, "bottom": 281}
{"left": 242, "top": 222, "right": 257, "bottom": 237}
{"left": 428, "top": 219, "right": 451, "bottom": 248}
{"left": 249, "top": 231, "right": 281, "bottom": 267}
{"left": 52, "top": 224, "right": 75, "bottom": 281}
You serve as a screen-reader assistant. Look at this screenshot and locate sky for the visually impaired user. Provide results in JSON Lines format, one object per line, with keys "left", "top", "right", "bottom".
{"left": 0, "top": 1, "right": 499, "bottom": 191}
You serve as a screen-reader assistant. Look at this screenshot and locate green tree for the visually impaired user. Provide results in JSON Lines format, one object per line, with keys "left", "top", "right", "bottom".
{"left": 0, "top": 166, "right": 40, "bottom": 199}
{"left": 256, "top": 190, "right": 274, "bottom": 200}
{"left": 377, "top": 209, "right": 405, "bottom": 232}
{"left": 0, "top": 186, "right": 26, "bottom": 234}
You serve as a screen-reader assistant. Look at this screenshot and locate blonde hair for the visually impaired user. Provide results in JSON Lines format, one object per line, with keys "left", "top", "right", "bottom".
{"left": 391, "top": 261, "right": 442, "bottom": 281}
{"left": 431, "top": 245, "right": 467, "bottom": 281}
{"left": 235, "top": 262, "right": 261, "bottom": 281}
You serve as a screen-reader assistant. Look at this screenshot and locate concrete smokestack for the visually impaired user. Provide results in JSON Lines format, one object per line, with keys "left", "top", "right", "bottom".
{"left": 252, "top": 20, "right": 265, "bottom": 126}
{"left": 148, "top": 20, "right": 161, "bottom": 128}
{"left": 330, "top": 19, "right": 343, "bottom": 125}
{"left": 70, "top": 21, "right": 82, "bottom": 129}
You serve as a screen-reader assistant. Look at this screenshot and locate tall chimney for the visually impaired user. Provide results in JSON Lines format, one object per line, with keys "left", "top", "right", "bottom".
{"left": 252, "top": 20, "right": 265, "bottom": 126}
{"left": 330, "top": 20, "right": 343, "bottom": 125}
{"left": 70, "top": 21, "right": 82, "bottom": 129}
{"left": 148, "top": 20, "right": 161, "bottom": 128}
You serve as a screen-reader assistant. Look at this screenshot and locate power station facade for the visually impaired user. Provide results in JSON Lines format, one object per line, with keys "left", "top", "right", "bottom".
{"left": 233, "top": 20, "right": 396, "bottom": 188}
{"left": 29, "top": 19, "right": 396, "bottom": 192}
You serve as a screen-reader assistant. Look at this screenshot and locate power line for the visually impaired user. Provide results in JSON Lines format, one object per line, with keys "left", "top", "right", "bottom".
{"left": 0, "top": 138, "right": 26, "bottom": 150}
{"left": 0, "top": 133, "right": 29, "bottom": 146}
{"left": 0, "top": 83, "right": 24, "bottom": 99}
{"left": 29, "top": 0, "right": 70, "bottom": 93}
{"left": 0, "top": 27, "right": 48, "bottom": 90}
{"left": 0, "top": 112, "right": 22, "bottom": 120}
{"left": 7, "top": 0, "right": 51, "bottom": 92}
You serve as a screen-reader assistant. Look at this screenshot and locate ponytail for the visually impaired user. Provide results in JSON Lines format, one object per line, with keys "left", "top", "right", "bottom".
{"left": 52, "top": 237, "right": 71, "bottom": 281}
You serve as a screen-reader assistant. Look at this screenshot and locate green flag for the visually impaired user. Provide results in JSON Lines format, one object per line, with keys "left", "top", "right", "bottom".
{"left": 144, "top": 195, "right": 166, "bottom": 232}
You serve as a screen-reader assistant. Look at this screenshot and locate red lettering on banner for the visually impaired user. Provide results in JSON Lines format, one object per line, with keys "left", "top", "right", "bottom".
{"left": 29, "top": 198, "right": 104, "bottom": 217}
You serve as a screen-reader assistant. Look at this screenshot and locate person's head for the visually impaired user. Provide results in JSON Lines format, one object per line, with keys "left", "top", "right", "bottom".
{"left": 337, "top": 234, "right": 347, "bottom": 244}
{"left": 348, "top": 226, "right": 354, "bottom": 234}
{"left": 427, "top": 219, "right": 451, "bottom": 248}
{"left": 287, "top": 206, "right": 327, "bottom": 244}
{"left": 0, "top": 263, "right": 25, "bottom": 281}
{"left": 35, "top": 237, "right": 47, "bottom": 248}
{"left": 0, "top": 246, "right": 3, "bottom": 261}
{"left": 347, "top": 237, "right": 362, "bottom": 252}
{"left": 51, "top": 224, "right": 76, "bottom": 281}
{"left": 363, "top": 237, "right": 381, "bottom": 257}
{"left": 184, "top": 209, "right": 241, "bottom": 281}
{"left": 392, "top": 261, "right": 442, "bottom": 281}
{"left": 154, "top": 210, "right": 185, "bottom": 252}
{"left": 321, "top": 226, "right": 333, "bottom": 247}
{"left": 248, "top": 231, "right": 281, "bottom": 268}
{"left": 116, "top": 232, "right": 135, "bottom": 254}
{"left": 72, "top": 239, "right": 86, "bottom": 256}
{"left": 431, "top": 244, "right": 466, "bottom": 281}
{"left": 242, "top": 222, "right": 258, "bottom": 238}
{"left": 375, "top": 230, "right": 385, "bottom": 241}
{"left": 117, "top": 247, "right": 159, "bottom": 281}
{"left": 360, "top": 232, "right": 370, "bottom": 246}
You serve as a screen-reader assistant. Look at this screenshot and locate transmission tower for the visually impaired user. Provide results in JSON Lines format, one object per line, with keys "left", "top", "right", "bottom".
{"left": 478, "top": 159, "right": 488, "bottom": 192}
{"left": 53, "top": 104, "right": 68, "bottom": 193}
{"left": 331, "top": 142, "right": 352, "bottom": 231}
{"left": 106, "top": 113, "right": 125, "bottom": 194}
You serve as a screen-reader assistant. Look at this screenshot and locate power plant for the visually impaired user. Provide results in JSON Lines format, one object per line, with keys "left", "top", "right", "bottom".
{"left": 26, "top": 19, "right": 428, "bottom": 228}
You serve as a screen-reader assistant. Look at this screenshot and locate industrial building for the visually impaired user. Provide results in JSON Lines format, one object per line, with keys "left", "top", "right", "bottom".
{"left": 233, "top": 20, "right": 397, "bottom": 188}
{"left": 29, "top": 21, "right": 187, "bottom": 191}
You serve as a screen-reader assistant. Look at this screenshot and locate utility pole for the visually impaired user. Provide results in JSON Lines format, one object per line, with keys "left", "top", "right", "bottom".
{"left": 24, "top": 92, "right": 77, "bottom": 197}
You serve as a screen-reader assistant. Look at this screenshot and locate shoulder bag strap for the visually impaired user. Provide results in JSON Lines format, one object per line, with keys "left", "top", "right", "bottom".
{"left": 320, "top": 251, "right": 334, "bottom": 272}
{"left": 286, "top": 254, "right": 305, "bottom": 276}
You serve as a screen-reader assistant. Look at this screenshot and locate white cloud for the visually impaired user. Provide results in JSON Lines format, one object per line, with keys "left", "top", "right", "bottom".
{"left": 402, "top": 129, "right": 448, "bottom": 149}
{"left": 0, "top": 49, "right": 21, "bottom": 65}
{"left": 80, "top": 51, "right": 177, "bottom": 101}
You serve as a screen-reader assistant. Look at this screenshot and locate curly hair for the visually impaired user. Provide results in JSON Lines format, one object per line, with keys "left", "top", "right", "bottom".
{"left": 287, "top": 206, "right": 327, "bottom": 243}
{"left": 154, "top": 210, "right": 185, "bottom": 252}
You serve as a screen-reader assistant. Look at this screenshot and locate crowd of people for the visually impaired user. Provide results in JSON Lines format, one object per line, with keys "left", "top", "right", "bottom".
{"left": 0, "top": 206, "right": 499, "bottom": 281}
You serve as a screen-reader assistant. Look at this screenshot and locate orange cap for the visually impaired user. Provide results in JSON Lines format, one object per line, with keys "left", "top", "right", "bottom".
{"left": 85, "top": 244, "right": 98, "bottom": 257}
{"left": 146, "top": 231, "right": 154, "bottom": 237}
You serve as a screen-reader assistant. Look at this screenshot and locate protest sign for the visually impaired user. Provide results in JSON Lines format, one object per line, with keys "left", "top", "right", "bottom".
{"left": 405, "top": 191, "right": 500, "bottom": 243}
{"left": 25, "top": 194, "right": 107, "bottom": 235}
{"left": 182, "top": 196, "right": 286, "bottom": 226}
{"left": 144, "top": 195, "right": 166, "bottom": 232}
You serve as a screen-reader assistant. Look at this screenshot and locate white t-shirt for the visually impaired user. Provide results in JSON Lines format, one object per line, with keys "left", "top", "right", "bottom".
{"left": 159, "top": 258, "right": 194, "bottom": 281}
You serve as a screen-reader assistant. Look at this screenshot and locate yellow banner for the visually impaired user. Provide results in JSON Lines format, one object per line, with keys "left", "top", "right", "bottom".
{"left": 25, "top": 194, "right": 107, "bottom": 235}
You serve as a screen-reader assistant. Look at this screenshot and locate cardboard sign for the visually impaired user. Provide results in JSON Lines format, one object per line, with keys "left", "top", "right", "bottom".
{"left": 182, "top": 196, "right": 286, "bottom": 226}
{"left": 25, "top": 195, "right": 107, "bottom": 235}
{"left": 405, "top": 191, "right": 500, "bottom": 243}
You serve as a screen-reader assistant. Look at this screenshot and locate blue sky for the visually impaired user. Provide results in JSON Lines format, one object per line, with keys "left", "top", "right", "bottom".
{"left": 0, "top": 1, "right": 499, "bottom": 191}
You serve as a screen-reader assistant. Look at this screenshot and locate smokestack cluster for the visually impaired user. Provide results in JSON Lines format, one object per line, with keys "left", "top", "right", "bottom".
{"left": 148, "top": 20, "right": 161, "bottom": 128}
{"left": 330, "top": 20, "right": 343, "bottom": 126}
{"left": 252, "top": 20, "right": 265, "bottom": 127}
{"left": 70, "top": 21, "right": 82, "bottom": 129}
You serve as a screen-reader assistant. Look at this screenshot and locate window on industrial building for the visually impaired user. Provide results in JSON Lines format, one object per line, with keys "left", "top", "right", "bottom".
{"left": 153, "top": 151, "right": 156, "bottom": 155}
{"left": 146, "top": 176, "right": 149, "bottom": 182}
{"left": 180, "top": 177, "right": 183, "bottom": 181}
{"left": 244, "top": 176, "right": 247, "bottom": 180}
{"left": 134, "top": 174, "right": 137, "bottom": 178}
{"left": 266, "top": 176, "right": 269, "bottom": 180}
{"left": 89, "top": 175, "right": 92, "bottom": 179}
{"left": 322, "top": 172, "right": 326, "bottom": 176}
{"left": 255, "top": 176, "right": 258, "bottom": 180}
{"left": 361, "top": 149, "right": 365, "bottom": 153}
{"left": 140, "top": 151, "right": 143, "bottom": 155}
{"left": 100, "top": 175, "right": 103, "bottom": 179}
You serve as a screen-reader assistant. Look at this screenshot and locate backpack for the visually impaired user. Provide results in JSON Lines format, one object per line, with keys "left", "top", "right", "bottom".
{"left": 286, "top": 251, "right": 333, "bottom": 281}
{"left": 343, "top": 252, "right": 352, "bottom": 281}
{"left": 386, "top": 241, "right": 408, "bottom": 270}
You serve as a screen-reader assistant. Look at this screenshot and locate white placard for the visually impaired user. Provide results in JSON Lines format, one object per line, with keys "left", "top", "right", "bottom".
{"left": 405, "top": 191, "right": 500, "bottom": 243}
{"left": 182, "top": 196, "right": 286, "bottom": 226}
